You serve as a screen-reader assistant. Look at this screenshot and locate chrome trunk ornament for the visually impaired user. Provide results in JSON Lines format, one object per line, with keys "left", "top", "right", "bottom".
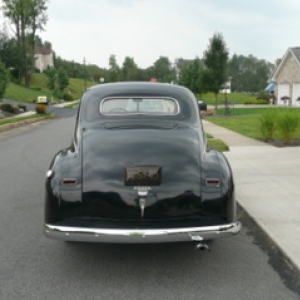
{"left": 134, "top": 187, "right": 151, "bottom": 218}
{"left": 139, "top": 198, "right": 146, "bottom": 218}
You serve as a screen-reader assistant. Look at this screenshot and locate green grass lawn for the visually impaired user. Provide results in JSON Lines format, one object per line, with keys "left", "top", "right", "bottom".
{"left": 4, "top": 82, "right": 54, "bottom": 103}
{"left": 4, "top": 73, "right": 95, "bottom": 103}
{"left": 206, "top": 108, "right": 300, "bottom": 141}
{"left": 216, "top": 107, "right": 278, "bottom": 116}
{"left": 199, "top": 92, "right": 257, "bottom": 105}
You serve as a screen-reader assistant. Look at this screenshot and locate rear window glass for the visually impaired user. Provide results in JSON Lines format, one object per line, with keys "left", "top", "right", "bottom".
{"left": 100, "top": 97, "right": 179, "bottom": 115}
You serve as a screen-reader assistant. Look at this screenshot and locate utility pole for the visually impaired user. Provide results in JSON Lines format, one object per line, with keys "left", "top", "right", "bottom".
{"left": 83, "top": 57, "right": 87, "bottom": 91}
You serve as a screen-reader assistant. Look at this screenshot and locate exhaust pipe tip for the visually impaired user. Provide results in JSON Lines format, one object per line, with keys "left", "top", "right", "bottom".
{"left": 195, "top": 243, "right": 210, "bottom": 251}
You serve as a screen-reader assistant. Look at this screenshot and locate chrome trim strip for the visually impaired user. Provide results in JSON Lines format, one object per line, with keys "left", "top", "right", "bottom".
{"left": 44, "top": 221, "right": 241, "bottom": 243}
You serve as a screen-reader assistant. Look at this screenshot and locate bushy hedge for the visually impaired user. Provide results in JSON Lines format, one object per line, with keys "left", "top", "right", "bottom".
{"left": 259, "top": 109, "right": 300, "bottom": 144}
{"left": 244, "top": 100, "right": 269, "bottom": 105}
{"left": 259, "top": 111, "right": 277, "bottom": 141}
{"left": 277, "top": 110, "right": 299, "bottom": 144}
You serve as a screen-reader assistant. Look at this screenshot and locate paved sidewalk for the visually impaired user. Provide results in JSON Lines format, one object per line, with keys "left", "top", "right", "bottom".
{"left": 51, "top": 100, "right": 79, "bottom": 107}
{"left": 203, "top": 120, "right": 300, "bottom": 272}
{"left": 9, "top": 111, "right": 36, "bottom": 118}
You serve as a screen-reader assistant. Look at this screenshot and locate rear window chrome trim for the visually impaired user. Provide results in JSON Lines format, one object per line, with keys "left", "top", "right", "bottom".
{"left": 99, "top": 96, "right": 181, "bottom": 116}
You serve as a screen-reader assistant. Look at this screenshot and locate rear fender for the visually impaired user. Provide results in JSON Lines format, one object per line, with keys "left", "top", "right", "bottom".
{"left": 201, "top": 149, "right": 235, "bottom": 221}
{"left": 45, "top": 147, "right": 82, "bottom": 223}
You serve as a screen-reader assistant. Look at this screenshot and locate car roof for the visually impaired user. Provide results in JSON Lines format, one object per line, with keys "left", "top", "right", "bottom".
{"left": 80, "top": 82, "right": 201, "bottom": 126}
{"left": 86, "top": 82, "right": 192, "bottom": 99}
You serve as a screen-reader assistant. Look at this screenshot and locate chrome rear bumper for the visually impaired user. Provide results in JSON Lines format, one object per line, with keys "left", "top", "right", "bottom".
{"left": 44, "top": 221, "right": 241, "bottom": 243}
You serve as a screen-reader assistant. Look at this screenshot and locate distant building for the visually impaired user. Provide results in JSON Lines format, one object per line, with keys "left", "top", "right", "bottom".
{"left": 220, "top": 81, "right": 232, "bottom": 94}
{"left": 34, "top": 47, "right": 54, "bottom": 72}
{"left": 174, "top": 58, "right": 202, "bottom": 81}
{"left": 174, "top": 58, "right": 194, "bottom": 70}
{"left": 268, "top": 47, "right": 300, "bottom": 106}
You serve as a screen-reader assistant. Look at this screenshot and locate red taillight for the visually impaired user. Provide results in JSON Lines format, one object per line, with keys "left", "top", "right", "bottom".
{"left": 61, "top": 178, "right": 77, "bottom": 186}
{"left": 205, "top": 178, "right": 220, "bottom": 187}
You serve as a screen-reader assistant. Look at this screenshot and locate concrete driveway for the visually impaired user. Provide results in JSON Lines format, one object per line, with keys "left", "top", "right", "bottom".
{"left": 203, "top": 120, "right": 300, "bottom": 272}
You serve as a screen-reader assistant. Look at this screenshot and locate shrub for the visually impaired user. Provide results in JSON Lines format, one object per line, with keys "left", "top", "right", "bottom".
{"left": 0, "top": 61, "right": 9, "bottom": 99}
{"left": 63, "top": 93, "right": 74, "bottom": 101}
{"left": 0, "top": 103, "right": 18, "bottom": 113}
{"left": 256, "top": 91, "right": 269, "bottom": 101}
{"left": 35, "top": 104, "right": 47, "bottom": 114}
{"left": 244, "top": 100, "right": 268, "bottom": 105}
{"left": 277, "top": 109, "right": 299, "bottom": 144}
{"left": 259, "top": 110, "right": 277, "bottom": 141}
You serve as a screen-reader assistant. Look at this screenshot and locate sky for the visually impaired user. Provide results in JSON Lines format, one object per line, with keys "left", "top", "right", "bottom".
{"left": 2, "top": 0, "right": 300, "bottom": 69}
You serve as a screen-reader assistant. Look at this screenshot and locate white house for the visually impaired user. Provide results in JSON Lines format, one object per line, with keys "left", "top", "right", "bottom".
{"left": 269, "top": 47, "right": 300, "bottom": 106}
{"left": 34, "top": 47, "right": 54, "bottom": 72}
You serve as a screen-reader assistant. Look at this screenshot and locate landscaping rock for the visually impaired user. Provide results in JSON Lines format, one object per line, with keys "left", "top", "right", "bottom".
{"left": 201, "top": 108, "right": 215, "bottom": 117}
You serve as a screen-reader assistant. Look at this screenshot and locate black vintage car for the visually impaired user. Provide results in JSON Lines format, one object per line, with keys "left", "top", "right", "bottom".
{"left": 44, "top": 82, "right": 241, "bottom": 247}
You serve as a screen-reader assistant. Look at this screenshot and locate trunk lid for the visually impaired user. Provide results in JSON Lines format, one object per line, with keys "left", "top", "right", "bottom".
{"left": 81, "top": 124, "right": 202, "bottom": 221}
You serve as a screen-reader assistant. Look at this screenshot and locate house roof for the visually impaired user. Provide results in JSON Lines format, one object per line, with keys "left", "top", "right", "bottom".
{"left": 34, "top": 47, "right": 52, "bottom": 55}
{"left": 269, "top": 47, "right": 300, "bottom": 81}
{"left": 175, "top": 58, "right": 195, "bottom": 69}
{"left": 291, "top": 47, "right": 300, "bottom": 62}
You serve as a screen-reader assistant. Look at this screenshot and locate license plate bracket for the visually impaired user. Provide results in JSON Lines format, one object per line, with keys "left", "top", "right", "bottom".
{"left": 124, "top": 165, "right": 162, "bottom": 186}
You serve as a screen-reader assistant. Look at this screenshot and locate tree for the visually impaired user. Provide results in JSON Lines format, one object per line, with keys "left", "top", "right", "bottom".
{"left": 35, "top": 34, "right": 43, "bottom": 47}
{"left": 0, "top": 26, "right": 19, "bottom": 74}
{"left": 45, "top": 67, "right": 56, "bottom": 90}
{"left": 203, "top": 32, "right": 229, "bottom": 108}
{"left": 57, "top": 67, "right": 69, "bottom": 94}
{"left": 108, "top": 54, "right": 120, "bottom": 82}
{"left": 178, "top": 58, "right": 205, "bottom": 96}
{"left": 152, "top": 56, "right": 175, "bottom": 83}
{"left": 0, "top": 60, "right": 9, "bottom": 100}
{"left": 121, "top": 56, "right": 138, "bottom": 81}
{"left": 228, "top": 54, "right": 274, "bottom": 92}
{"left": 35, "top": 34, "right": 51, "bottom": 49}
{"left": 2, "top": 0, "right": 48, "bottom": 86}
{"left": 44, "top": 40, "right": 51, "bottom": 49}
{"left": 45, "top": 67, "right": 69, "bottom": 98}
{"left": 88, "top": 64, "right": 106, "bottom": 83}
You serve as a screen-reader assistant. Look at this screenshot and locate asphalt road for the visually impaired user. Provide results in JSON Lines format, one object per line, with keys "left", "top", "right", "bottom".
{"left": 0, "top": 116, "right": 299, "bottom": 300}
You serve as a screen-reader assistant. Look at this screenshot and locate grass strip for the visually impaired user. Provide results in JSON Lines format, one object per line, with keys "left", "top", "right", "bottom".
{"left": 207, "top": 138, "right": 229, "bottom": 152}
{"left": 206, "top": 133, "right": 229, "bottom": 152}
{"left": 0, "top": 113, "right": 53, "bottom": 126}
